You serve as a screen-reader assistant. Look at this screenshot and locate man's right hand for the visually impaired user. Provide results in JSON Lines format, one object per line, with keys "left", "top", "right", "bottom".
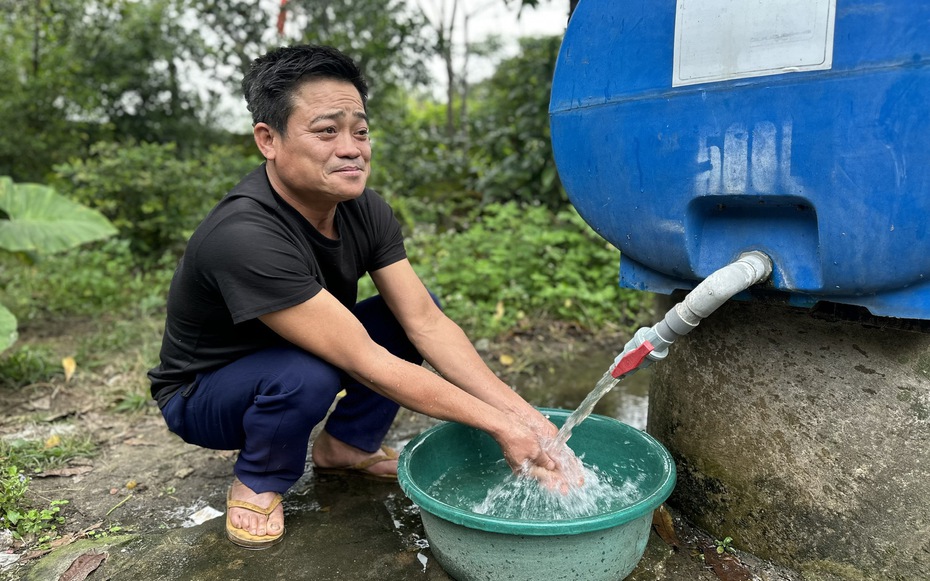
{"left": 494, "top": 416, "right": 585, "bottom": 493}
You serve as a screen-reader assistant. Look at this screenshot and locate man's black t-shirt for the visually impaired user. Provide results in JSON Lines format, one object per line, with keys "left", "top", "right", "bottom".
{"left": 147, "top": 164, "right": 407, "bottom": 407}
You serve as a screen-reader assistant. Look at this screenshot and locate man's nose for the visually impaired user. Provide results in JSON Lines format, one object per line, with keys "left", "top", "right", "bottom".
{"left": 335, "top": 132, "right": 363, "bottom": 157}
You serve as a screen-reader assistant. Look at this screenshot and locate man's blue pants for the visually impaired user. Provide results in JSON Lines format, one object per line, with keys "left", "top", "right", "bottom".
{"left": 159, "top": 295, "right": 422, "bottom": 495}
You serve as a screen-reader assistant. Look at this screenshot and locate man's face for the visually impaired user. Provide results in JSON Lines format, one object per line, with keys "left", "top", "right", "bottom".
{"left": 264, "top": 78, "right": 371, "bottom": 205}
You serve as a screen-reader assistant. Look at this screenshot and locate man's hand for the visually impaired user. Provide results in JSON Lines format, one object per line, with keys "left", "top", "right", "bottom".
{"left": 536, "top": 439, "right": 587, "bottom": 494}
{"left": 495, "top": 413, "right": 585, "bottom": 494}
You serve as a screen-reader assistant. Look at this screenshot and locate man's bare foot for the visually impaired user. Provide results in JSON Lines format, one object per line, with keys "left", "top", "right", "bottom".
{"left": 311, "top": 430, "right": 398, "bottom": 478}
{"left": 227, "top": 478, "right": 285, "bottom": 538}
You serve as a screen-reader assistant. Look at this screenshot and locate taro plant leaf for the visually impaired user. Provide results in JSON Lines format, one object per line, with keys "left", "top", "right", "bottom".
{"left": 0, "top": 177, "right": 118, "bottom": 254}
{"left": 0, "top": 304, "right": 17, "bottom": 353}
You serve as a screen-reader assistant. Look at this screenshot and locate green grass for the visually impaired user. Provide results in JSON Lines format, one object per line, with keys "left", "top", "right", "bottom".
{"left": 0, "top": 435, "right": 95, "bottom": 544}
{"left": 0, "top": 434, "right": 97, "bottom": 474}
{"left": 0, "top": 345, "right": 60, "bottom": 389}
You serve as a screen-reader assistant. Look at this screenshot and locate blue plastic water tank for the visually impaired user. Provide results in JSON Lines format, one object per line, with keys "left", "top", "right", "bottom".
{"left": 550, "top": 0, "right": 930, "bottom": 319}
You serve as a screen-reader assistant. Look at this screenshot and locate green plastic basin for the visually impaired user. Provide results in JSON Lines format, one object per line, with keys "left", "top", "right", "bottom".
{"left": 398, "top": 408, "right": 676, "bottom": 581}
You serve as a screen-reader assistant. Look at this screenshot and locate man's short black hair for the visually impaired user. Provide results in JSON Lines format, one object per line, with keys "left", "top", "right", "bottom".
{"left": 241, "top": 44, "right": 369, "bottom": 135}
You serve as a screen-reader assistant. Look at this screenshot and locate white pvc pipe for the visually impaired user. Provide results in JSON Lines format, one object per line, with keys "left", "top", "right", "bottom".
{"left": 611, "top": 251, "right": 773, "bottom": 372}
{"left": 676, "top": 251, "right": 773, "bottom": 326}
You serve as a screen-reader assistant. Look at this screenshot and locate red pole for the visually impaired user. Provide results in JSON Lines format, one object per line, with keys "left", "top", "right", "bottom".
{"left": 276, "top": 0, "right": 288, "bottom": 35}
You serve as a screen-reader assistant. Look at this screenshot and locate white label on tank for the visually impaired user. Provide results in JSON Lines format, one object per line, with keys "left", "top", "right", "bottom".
{"left": 673, "top": 0, "right": 836, "bottom": 87}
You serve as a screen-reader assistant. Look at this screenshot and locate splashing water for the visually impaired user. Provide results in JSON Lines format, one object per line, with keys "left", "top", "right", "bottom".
{"left": 479, "top": 442, "right": 642, "bottom": 520}
{"left": 470, "top": 369, "right": 643, "bottom": 519}
{"left": 427, "top": 435, "right": 644, "bottom": 521}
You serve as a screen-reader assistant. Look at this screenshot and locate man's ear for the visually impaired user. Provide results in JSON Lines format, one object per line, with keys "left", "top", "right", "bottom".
{"left": 253, "top": 123, "right": 278, "bottom": 159}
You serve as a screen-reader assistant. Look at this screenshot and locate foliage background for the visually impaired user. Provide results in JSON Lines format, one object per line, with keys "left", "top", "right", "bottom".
{"left": 0, "top": 0, "right": 647, "bottom": 347}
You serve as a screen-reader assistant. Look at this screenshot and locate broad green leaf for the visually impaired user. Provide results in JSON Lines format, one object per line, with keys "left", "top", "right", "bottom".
{"left": 0, "top": 177, "right": 117, "bottom": 254}
{"left": 0, "top": 304, "right": 17, "bottom": 353}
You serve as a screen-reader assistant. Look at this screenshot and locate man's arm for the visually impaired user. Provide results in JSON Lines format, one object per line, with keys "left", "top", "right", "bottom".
{"left": 258, "top": 287, "right": 556, "bottom": 474}
{"left": 369, "top": 259, "right": 556, "bottom": 439}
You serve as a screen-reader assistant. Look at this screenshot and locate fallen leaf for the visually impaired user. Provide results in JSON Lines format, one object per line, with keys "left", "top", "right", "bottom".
{"left": 493, "top": 300, "right": 505, "bottom": 321}
{"left": 35, "top": 466, "right": 94, "bottom": 478}
{"left": 43, "top": 410, "right": 76, "bottom": 422}
{"left": 77, "top": 522, "right": 104, "bottom": 536}
{"left": 20, "top": 548, "right": 54, "bottom": 562}
{"left": 122, "top": 438, "right": 156, "bottom": 447}
{"left": 174, "top": 467, "right": 194, "bottom": 479}
{"left": 47, "top": 535, "right": 76, "bottom": 549}
{"left": 61, "top": 356, "right": 77, "bottom": 382}
{"left": 27, "top": 396, "right": 51, "bottom": 411}
{"left": 499, "top": 354, "right": 514, "bottom": 366}
{"left": 702, "top": 546, "right": 752, "bottom": 581}
{"left": 651, "top": 505, "right": 681, "bottom": 549}
{"left": 59, "top": 551, "right": 108, "bottom": 581}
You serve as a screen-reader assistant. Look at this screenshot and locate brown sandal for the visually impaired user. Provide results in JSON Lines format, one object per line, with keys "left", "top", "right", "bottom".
{"left": 314, "top": 445, "right": 399, "bottom": 481}
{"left": 225, "top": 486, "right": 285, "bottom": 549}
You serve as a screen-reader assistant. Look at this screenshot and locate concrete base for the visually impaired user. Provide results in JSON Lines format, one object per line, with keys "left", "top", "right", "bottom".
{"left": 648, "top": 299, "right": 930, "bottom": 580}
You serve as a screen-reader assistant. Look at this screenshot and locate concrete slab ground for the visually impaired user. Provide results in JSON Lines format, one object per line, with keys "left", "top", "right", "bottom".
{"left": 13, "top": 472, "right": 796, "bottom": 581}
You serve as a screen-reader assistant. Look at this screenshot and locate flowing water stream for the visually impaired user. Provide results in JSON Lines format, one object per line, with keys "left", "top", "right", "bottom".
{"left": 551, "top": 370, "right": 622, "bottom": 448}
{"left": 516, "top": 344, "right": 650, "bottom": 431}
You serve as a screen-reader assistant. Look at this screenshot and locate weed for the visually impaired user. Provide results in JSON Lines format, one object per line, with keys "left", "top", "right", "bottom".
{"left": 85, "top": 524, "right": 125, "bottom": 540}
{"left": 0, "top": 239, "right": 172, "bottom": 324}
{"left": 0, "top": 465, "right": 68, "bottom": 544}
{"left": 0, "top": 345, "right": 59, "bottom": 388}
{"left": 0, "top": 434, "right": 97, "bottom": 474}
{"left": 75, "top": 316, "right": 163, "bottom": 373}
{"left": 111, "top": 391, "right": 152, "bottom": 414}
{"left": 0, "top": 435, "right": 95, "bottom": 545}
{"left": 715, "top": 536, "right": 736, "bottom": 554}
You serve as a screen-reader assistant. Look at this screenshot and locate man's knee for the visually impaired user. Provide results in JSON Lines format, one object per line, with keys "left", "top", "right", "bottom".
{"left": 253, "top": 346, "right": 343, "bottom": 410}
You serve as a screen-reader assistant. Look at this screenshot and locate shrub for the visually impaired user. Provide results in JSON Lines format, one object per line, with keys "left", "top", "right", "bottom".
{"left": 0, "top": 176, "right": 117, "bottom": 352}
{"left": 52, "top": 142, "right": 260, "bottom": 263}
{"left": 0, "top": 238, "right": 173, "bottom": 323}
{"left": 406, "top": 202, "right": 649, "bottom": 338}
